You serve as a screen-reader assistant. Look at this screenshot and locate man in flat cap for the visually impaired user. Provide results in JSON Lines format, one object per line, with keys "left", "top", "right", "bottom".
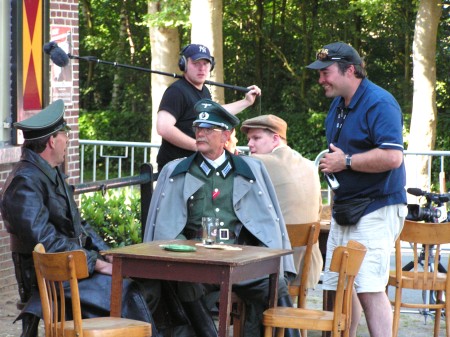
{"left": 144, "top": 99, "right": 299, "bottom": 337}
{"left": 1, "top": 100, "right": 161, "bottom": 337}
{"left": 307, "top": 42, "right": 407, "bottom": 337}
{"left": 156, "top": 43, "right": 261, "bottom": 172}
{"left": 241, "top": 114, "right": 323, "bottom": 291}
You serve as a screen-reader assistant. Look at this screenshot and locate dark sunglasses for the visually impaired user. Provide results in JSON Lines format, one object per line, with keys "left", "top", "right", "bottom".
{"left": 316, "top": 49, "right": 346, "bottom": 62}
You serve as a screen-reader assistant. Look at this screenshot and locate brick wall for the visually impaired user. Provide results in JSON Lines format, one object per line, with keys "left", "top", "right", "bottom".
{"left": 0, "top": 0, "right": 79, "bottom": 294}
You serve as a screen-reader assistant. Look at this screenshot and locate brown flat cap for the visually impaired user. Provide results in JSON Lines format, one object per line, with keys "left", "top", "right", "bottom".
{"left": 240, "top": 114, "right": 287, "bottom": 140}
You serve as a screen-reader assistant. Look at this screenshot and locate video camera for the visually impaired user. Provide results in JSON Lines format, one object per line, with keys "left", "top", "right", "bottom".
{"left": 406, "top": 187, "right": 450, "bottom": 223}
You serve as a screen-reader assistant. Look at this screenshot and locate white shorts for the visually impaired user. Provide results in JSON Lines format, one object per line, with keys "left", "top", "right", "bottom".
{"left": 323, "top": 203, "right": 407, "bottom": 293}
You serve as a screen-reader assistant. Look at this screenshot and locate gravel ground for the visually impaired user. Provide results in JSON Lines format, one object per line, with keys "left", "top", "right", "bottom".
{"left": 0, "top": 285, "right": 447, "bottom": 337}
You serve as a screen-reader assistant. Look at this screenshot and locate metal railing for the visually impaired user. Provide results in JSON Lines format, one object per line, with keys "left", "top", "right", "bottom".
{"left": 79, "top": 140, "right": 160, "bottom": 182}
{"left": 79, "top": 139, "right": 450, "bottom": 199}
{"left": 79, "top": 139, "right": 249, "bottom": 183}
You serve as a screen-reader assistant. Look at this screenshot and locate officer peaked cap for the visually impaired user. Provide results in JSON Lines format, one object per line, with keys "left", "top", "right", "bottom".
{"left": 14, "top": 99, "right": 71, "bottom": 140}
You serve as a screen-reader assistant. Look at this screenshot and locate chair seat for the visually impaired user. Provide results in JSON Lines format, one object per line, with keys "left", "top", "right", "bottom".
{"left": 59, "top": 317, "right": 152, "bottom": 337}
{"left": 263, "top": 307, "right": 347, "bottom": 332}
{"left": 388, "top": 271, "right": 447, "bottom": 290}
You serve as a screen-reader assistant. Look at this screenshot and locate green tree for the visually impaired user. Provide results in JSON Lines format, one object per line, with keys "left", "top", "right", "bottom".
{"left": 79, "top": 0, "right": 151, "bottom": 115}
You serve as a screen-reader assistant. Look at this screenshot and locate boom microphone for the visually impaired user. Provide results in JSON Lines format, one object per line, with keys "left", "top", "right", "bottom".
{"left": 43, "top": 41, "right": 70, "bottom": 67}
{"left": 42, "top": 41, "right": 251, "bottom": 93}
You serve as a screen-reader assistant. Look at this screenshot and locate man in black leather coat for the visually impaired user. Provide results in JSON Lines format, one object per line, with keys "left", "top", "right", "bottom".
{"left": 0, "top": 100, "right": 161, "bottom": 337}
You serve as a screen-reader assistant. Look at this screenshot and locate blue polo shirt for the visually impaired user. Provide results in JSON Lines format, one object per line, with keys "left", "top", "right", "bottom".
{"left": 325, "top": 78, "right": 407, "bottom": 214}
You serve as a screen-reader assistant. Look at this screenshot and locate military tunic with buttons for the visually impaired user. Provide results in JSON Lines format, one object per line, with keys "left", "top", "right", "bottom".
{"left": 184, "top": 154, "right": 238, "bottom": 244}
{"left": 144, "top": 152, "right": 295, "bottom": 276}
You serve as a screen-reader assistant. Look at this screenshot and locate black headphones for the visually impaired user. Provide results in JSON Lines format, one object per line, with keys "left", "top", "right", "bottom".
{"left": 178, "top": 44, "right": 215, "bottom": 72}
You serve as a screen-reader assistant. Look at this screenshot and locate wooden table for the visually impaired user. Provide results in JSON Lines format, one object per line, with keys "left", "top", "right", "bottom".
{"left": 105, "top": 240, "right": 292, "bottom": 337}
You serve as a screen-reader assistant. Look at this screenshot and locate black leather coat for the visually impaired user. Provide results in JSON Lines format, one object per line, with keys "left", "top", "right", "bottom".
{"left": 0, "top": 148, "right": 159, "bottom": 326}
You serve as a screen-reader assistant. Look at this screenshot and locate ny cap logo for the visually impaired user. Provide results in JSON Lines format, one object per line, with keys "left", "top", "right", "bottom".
{"left": 199, "top": 45, "right": 207, "bottom": 53}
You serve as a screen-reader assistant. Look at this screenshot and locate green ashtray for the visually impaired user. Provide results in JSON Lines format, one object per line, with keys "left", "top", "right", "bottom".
{"left": 161, "top": 244, "right": 197, "bottom": 252}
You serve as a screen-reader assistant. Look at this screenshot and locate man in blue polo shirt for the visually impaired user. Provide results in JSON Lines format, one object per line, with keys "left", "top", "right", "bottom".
{"left": 307, "top": 42, "right": 407, "bottom": 337}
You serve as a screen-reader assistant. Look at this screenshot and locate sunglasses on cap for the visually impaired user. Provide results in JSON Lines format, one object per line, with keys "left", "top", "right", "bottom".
{"left": 315, "top": 49, "right": 347, "bottom": 62}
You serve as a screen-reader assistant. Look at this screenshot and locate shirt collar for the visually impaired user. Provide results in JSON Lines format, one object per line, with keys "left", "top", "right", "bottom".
{"left": 171, "top": 151, "right": 256, "bottom": 181}
{"left": 272, "top": 144, "right": 287, "bottom": 153}
{"left": 201, "top": 151, "right": 227, "bottom": 168}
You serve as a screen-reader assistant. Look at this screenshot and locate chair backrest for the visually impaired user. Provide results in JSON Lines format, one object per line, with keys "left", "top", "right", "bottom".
{"left": 32, "top": 243, "right": 89, "bottom": 337}
{"left": 329, "top": 240, "right": 367, "bottom": 333}
{"left": 286, "top": 222, "right": 320, "bottom": 308}
{"left": 394, "top": 220, "right": 450, "bottom": 289}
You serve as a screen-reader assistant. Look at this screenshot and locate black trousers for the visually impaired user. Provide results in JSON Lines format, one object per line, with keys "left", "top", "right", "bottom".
{"left": 176, "top": 275, "right": 290, "bottom": 336}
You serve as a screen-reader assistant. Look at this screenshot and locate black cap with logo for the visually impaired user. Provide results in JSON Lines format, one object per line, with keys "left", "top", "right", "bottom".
{"left": 306, "top": 42, "right": 362, "bottom": 70}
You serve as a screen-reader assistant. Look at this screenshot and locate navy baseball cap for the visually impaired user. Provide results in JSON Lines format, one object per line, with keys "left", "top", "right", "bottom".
{"left": 182, "top": 44, "right": 214, "bottom": 63}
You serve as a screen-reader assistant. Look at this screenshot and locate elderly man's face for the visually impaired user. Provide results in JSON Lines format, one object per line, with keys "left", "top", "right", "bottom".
{"left": 246, "top": 128, "right": 277, "bottom": 154}
{"left": 194, "top": 126, "right": 230, "bottom": 160}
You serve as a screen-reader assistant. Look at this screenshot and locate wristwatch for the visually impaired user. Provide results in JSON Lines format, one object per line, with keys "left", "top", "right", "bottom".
{"left": 345, "top": 154, "right": 352, "bottom": 170}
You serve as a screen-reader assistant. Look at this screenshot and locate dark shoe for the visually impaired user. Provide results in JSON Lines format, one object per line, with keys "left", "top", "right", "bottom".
{"left": 278, "top": 295, "right": 300, "bottom": 337}
{"left": 20, "top": 313, "right": 39, "bottom": 337}
{"left": 182, "top": 298, "right": 218, "bottom": 337}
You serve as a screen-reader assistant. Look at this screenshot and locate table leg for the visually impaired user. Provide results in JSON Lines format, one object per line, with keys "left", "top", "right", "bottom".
{"left": 218, "top": 277, "right": 232, "bottom": 337}
{"left": 268, "top": 271, "right": 280, "bottom": 308}
{"left": 110, "top": 256, "right": 123, "bottom": 317}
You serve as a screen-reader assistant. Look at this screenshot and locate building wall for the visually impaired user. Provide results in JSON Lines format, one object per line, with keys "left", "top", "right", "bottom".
{"left": 0, "top": 0, "right": 79, "bottom": 294}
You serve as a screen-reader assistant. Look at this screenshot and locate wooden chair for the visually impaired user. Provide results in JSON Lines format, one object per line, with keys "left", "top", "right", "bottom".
{"left": 286, "top": 222, "right": 321, "bottom": 337}
{"left": 32, "top": 243, "right": 152, "bottom": 337}
{"left": 286, "top": 222, "right": 321, "bottom": 310}
{"left": 262, "top": 240, "right": 367, "bottom": 337}
{"left": 387, "top": 220, "right": 450, "bottom": 337}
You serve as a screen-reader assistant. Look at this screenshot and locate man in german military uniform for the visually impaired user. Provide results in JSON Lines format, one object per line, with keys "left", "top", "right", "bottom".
{"left": 144, "top": 98, "right": 299, "bottom": 337}
{"left": 1, "top": 100, "right": 161, "bottom": 337}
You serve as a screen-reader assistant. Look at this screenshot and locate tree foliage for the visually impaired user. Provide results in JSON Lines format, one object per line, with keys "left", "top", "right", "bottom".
{"left": 78, "top": 0, "right": 450, "bottom": 166}
{"left": 79, "top": 0, "right": 151, "bottom": 114}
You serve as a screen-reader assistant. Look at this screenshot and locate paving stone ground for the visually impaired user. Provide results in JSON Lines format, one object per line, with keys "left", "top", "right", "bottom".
{"left": 0, "top": 284, "right": 446, "bottom": 337}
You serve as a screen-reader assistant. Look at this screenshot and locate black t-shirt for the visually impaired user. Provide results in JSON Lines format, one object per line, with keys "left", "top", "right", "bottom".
{"left": 156, "top": 77, "right": 211, "bottom": 170}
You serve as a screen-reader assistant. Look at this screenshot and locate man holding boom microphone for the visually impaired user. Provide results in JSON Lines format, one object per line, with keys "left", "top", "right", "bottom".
{"left": 43, "top": 41, "right": 261, "bottom": 172}
{"left": 156, "top": 43, "right": 261, "bottom": 171}
{"left": 306, "top": 42, "right": 407, "bottom": 337}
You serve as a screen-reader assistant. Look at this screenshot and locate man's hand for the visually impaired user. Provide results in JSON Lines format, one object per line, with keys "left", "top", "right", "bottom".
{"left": 320, "top": 143, "right": 404, "bottom": 173}
{"left": 223, "top": 85, "right": 262, "bottom": 115}
{"left": 95, "top": 258, "right": 113, "bottom": 275}
{"left": 319, "top": 143, "right": 346, "bottom": 174}
{"left": 104, "top": 254, "right": 113, "bottom": 264}
{"left": 244, "top": 85, "right": 262, "bottom": 105}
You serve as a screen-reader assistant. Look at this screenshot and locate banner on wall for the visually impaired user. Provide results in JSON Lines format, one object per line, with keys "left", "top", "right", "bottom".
{"left": 50, "top": 26, "right": 73, "bottom": 103}
{"left": 13, "top": 0, "right": 45, "bottom": 145}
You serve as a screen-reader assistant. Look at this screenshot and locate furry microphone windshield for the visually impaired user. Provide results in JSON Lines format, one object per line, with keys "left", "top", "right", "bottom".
{"left": 43, "top": 41, "right": 70, "bottom": 67}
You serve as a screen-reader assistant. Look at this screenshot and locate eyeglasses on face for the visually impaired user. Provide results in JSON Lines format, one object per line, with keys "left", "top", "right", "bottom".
{"left": 316, "top": 48, "right": 345, "bottom": 62}
{"left": 192, "top": 126, "right": 224, "bottom": 135}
